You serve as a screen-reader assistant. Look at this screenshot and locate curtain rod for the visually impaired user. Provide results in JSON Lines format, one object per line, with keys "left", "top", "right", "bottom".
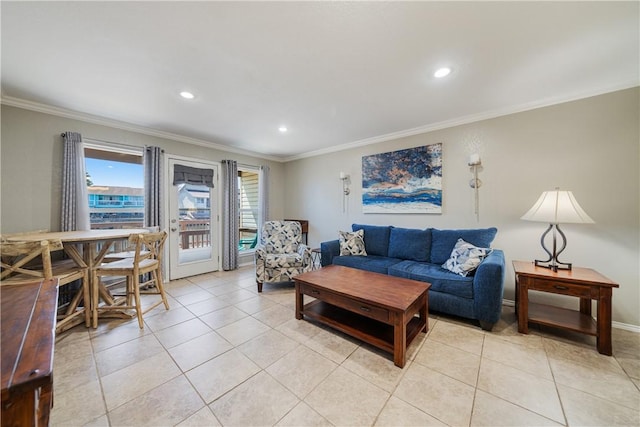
{"left": 61, "top": 135, "right": 164, "bottom": 154}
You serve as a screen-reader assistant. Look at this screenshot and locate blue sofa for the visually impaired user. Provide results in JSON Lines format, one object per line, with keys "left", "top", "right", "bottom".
{"left": 320, "top": 224, "right": 505, "bottom": 330}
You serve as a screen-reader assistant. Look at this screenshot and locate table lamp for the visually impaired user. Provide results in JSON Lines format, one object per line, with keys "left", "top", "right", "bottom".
{"left": 521, "top": 188, "right": 594, "bottom": 271}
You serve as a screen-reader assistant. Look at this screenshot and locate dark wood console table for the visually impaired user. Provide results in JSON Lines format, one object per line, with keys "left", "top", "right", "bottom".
{"left": 1, "top": 279, "right": 58, "bottom": 426}
{"left": 513, "top": 261, "right": 619, "bottom": 355}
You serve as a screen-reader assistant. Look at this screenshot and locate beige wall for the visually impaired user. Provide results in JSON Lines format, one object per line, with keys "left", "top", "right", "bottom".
{"left": 284, "top": 88, "right": 640, "bottom": 327}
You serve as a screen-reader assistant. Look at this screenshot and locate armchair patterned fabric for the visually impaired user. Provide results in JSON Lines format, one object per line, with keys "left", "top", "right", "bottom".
{"left": 255, "top": 221, "right": 312, "bottom": 292}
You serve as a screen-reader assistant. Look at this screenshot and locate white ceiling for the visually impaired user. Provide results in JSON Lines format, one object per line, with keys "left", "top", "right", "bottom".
{"left": 2, "top": 1, "right": 638, "bottom": 161}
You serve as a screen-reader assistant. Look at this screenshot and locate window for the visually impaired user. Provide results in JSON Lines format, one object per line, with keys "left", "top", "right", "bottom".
{"left": 238, "top": 167, "right": 259, "bottom": 252}
{"left": 84, "top": 144, "right": 144, "bottom": 229}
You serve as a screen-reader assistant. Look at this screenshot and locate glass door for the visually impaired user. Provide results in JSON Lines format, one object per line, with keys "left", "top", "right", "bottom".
{"left": 168, "top": 158, "right": 219, "bottom": 279}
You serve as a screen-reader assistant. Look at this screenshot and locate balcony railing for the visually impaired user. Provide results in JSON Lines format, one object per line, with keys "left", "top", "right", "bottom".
{"left": 179, "top": 220, "right": 211, "bottom": 249}
{"left": 91, "top": 221, "right": 144, "bottom": 230}
{"left": 89, "top": 220, "right": 259, "bottom": 252}
{"left": 89, "top": 201, "right": 144, "bottom": 208}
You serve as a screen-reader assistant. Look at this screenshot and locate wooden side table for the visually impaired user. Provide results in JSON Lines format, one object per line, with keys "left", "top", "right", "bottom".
{"left": 513, "top": 261, "right": 619, "bottom": 355}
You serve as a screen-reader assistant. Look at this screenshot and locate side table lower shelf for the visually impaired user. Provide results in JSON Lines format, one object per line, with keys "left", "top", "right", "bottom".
{"left": 528, "top": 302, "right": 597, "bottom": 336}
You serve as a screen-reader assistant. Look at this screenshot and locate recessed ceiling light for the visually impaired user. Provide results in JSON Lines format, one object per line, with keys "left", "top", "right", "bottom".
{"left": 434, "top": 67, "right": 452, "bottom": 78}
{"left": 180, "top": 91, "right": 195, "bottom": 99}
{"left": 278, "top": 126, "right": 288, "bottom": 133}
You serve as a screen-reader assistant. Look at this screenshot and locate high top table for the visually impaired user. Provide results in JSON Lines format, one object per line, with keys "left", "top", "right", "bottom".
{"left": 6, "top": 228, "right": 150, "bottom": 328}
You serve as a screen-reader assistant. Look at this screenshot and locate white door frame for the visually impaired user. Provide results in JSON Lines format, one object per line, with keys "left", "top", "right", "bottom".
{"left": 165, "top": 155, "right": 222, "bottom": 280}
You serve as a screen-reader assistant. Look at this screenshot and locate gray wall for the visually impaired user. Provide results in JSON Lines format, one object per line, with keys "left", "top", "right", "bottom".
{"left": 0, "top": 105, "right": 286, "bottom": 235}
{"left": 283, "top": 88, "right": 639, "bottom": 327}
{"left": 2, "top": 88, "right": 638, "bottom": 327}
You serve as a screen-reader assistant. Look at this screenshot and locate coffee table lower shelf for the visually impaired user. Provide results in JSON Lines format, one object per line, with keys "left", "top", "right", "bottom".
{"left": 301, "top": 299, "right": 424, "bottom": 356}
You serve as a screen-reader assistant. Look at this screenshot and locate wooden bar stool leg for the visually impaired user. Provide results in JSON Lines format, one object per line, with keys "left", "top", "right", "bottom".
{"left": 132, "top": 274, "right": 144, "bottom": 328}
{"left": 92, "top": 271, "right": 99, "bottom": 328}
{"left": 81, "top": 272, "right": 91, "bottom": 327}
{"left": 126, "top": 276, "right": 133, "bottom": 306}
{"left": 154, "top": 269, "right": 170, "bottom": 310}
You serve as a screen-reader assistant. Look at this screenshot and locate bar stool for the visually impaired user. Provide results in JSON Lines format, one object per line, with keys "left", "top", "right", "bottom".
{"left": 0, "top": 239, "right": 90, "bottom": 332}
{"left": 93, "top": 231, "right": 169, "bottom": 328}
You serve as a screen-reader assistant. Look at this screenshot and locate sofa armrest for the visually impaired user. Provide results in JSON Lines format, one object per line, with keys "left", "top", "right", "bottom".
{"left": 320, "top": 240, "right": 340, "bottom": 266}
{"left": 472, "top": 249, "right": 506, "bottom": 326}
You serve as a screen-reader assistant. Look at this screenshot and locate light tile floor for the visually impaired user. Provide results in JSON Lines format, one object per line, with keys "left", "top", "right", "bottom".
{"left": 50, "top": 266, "right": 640, "bottom": 426}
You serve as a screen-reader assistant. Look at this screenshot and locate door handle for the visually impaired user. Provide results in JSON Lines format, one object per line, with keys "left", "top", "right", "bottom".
{"left": 170, "top": 227, "right": 177, "bottom": 232}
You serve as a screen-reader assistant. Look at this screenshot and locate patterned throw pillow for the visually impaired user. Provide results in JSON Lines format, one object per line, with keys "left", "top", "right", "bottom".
{"left": 339, "top": 229, "right": 367, "bottom": 256}
{"left": 442, "top": 238, "right": 492, "bottom": 276}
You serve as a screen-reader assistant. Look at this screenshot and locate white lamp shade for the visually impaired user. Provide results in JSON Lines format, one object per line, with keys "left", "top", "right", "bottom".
{"left": 521, "top": 190, "right": 594, "bottom": 224}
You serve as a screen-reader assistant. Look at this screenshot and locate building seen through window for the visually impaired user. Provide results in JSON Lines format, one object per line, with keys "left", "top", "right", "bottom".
{"left": 84, "top": 146, "right": 144, "bottom": 229}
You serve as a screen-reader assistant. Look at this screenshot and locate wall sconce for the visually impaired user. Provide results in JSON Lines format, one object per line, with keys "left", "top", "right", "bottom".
{"left": 468, "top": 154, "right": 482, "bottom": 221}
{"left": 340, "top": 172, "right": 350, "bottom": 213}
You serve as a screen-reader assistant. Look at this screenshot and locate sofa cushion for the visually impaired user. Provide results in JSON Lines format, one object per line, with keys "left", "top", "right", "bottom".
{"left": 389, "top": 261, "right": 474, "bottom": 299}
{"left": 387, "top": 227, "right": 431, "bottom": 262}
{"left": 333, "top": 255, "right": 402, "bottom": 275}
{"left": 443, "top": 238, "right": 492, "bottom": 276}
{"left": 339, "top": 229, "right": 367, "bottom": 256}
{"left": 352, "top": 224, "right": 391, "bottom": 257}
{"left": 430, "top": 227, "right": 497, "bottom": 264}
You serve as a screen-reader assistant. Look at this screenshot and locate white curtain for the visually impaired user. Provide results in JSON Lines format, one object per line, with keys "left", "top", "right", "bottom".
{"left": 144, "top": 146, "right": 163, "bottom": 228}
{"left": 221, "top": 160, "right": 239, "bottom": 270}
{"left": 61, "top": 132, "right": 90, "bottom": 231}
{"left": 258, "top": 165, "right": 270, "bottom": 243}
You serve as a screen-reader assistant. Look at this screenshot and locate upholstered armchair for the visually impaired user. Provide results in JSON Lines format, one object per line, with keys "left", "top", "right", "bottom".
{"left": 255, "top": 220, "right": 312, "bottom": 292}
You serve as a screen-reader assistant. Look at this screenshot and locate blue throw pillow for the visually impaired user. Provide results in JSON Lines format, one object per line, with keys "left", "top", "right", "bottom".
{"left": 352, "top": 224, "right": 391, "bottom": 257}
{"left": 430, "top": 227, "right": 497, "bottom": 264}
{"left": 387, "top": 227, "right": 431, "bottom": 262}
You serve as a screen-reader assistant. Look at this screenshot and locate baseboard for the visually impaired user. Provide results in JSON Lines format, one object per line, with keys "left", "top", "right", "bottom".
{"left": 612, "top": 321, "right": 640, "bottom": 333}
{"left": 502, "top": 299, "right": 639, "bottom": 333}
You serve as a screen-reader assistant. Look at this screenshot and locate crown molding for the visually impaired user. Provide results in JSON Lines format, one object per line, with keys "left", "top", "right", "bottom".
{"left": 0, "top": 95, "right": 285, "bottom": 163}
{"left": 282, "top": 81, "right": 639, "bottom": 162}
{"left": 3, "top": 81, "right": 638, "bottom": 164}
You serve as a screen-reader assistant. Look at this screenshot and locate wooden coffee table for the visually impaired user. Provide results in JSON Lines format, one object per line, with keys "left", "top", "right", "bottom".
{"left": 294, "top": 265, "right": 430, "bottom": 368}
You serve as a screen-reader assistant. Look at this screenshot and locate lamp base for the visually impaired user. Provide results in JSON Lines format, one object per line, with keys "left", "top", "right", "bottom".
{"left": 534, "top": 259, "right": 572, "bottom": 272}
{"left": 533, "top": 223, "right": 573, "bottom": 272}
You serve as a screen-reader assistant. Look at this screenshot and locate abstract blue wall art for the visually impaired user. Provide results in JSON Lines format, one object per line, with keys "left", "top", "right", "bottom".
{"left": 362, "top": 143, "right": 442, "bottom": 214}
